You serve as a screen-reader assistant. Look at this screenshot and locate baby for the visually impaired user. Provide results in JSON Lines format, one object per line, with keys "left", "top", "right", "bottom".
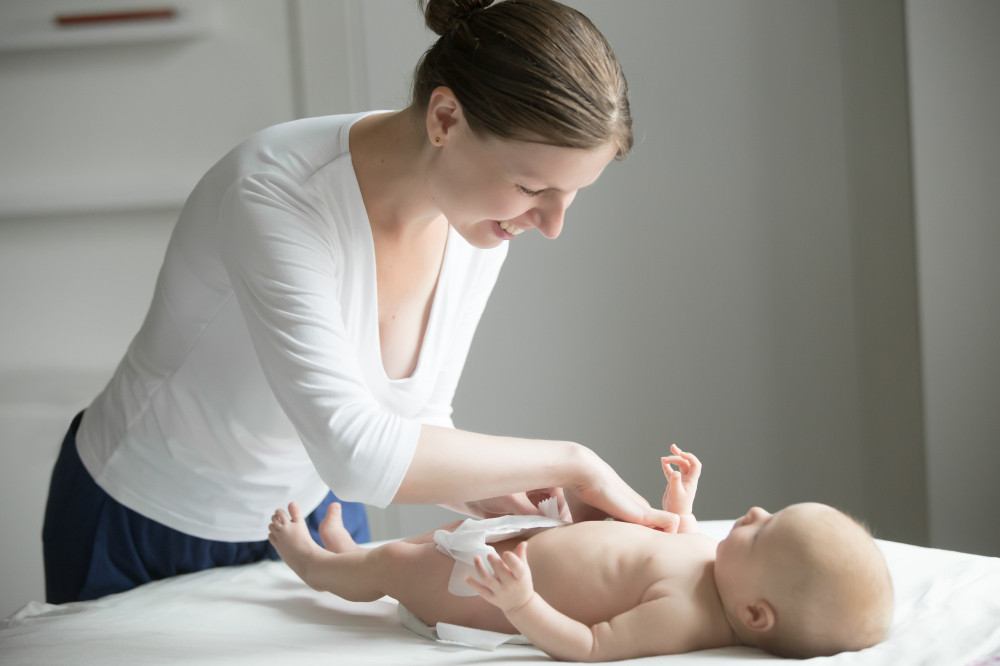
{"left": 268, "top": 446, "right": 893, "bottom": 661}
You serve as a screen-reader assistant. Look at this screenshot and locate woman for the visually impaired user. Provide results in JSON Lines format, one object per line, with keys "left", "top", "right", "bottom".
{"left": 43, "top": 0, "right": 674, "bottom": 604}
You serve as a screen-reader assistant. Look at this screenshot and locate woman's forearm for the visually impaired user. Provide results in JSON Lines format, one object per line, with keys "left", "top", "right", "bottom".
{"left": 392, "top": 424, "right": 584, "bottom": 505}
{"left": 395, "top": 425, "right": 679, "bottom": 530}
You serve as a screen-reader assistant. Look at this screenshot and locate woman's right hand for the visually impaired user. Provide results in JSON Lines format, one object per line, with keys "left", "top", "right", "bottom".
{"left": 396, "top": 425, "right": 676, "bottom": 530}
{"left": 565, "top": 445, "right": 679, "bottom": 531}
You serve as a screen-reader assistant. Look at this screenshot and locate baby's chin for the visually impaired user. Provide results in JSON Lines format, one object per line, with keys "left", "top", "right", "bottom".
{"left": 714, "top": 532, "right": 734, "bottom": 558}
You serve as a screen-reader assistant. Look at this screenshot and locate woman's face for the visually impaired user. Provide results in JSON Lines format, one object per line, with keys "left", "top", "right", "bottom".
{"left": 428, "top": 122, "right": 618, "bottom": 249}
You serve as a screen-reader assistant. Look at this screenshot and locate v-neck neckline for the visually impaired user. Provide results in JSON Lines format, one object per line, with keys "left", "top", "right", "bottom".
{"left": 342, "top": 112, "right": 456, "bottom": 386}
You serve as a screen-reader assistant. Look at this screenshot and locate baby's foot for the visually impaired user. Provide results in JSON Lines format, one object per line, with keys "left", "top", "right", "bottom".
{"left": 319, "top": 502, "right": 362, "bottom": 553}
{"left": 268, "top": 501, "right": 324, "bottom": 585}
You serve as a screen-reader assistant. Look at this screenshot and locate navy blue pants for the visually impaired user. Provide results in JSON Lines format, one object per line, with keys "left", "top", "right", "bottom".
{"left": 42, "top": 411, "right": 369, "bottom": 604}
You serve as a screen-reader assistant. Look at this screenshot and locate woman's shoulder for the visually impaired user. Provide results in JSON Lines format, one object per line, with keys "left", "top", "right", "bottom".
{"left": 227, "top": 112, "right": 374, "bottom": 180}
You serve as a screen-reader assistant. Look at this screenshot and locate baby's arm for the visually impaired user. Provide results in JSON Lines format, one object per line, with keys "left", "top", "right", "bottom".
{"left": 661, "top": 444, "right": 702, "bottom": 534}
{"left": 467, "top": 545, "right": 693, "bottom": 662}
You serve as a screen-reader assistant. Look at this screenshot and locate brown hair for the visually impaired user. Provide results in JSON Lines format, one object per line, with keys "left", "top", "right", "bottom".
{"left": 413, "top": 0, "right": 633, "bottom": 157}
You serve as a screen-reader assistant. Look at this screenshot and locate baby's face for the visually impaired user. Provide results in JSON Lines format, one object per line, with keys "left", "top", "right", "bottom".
{"left": 714, "top": 505, "right": 775, "bottom": 601}
{"left": 714, "top": 503, "right": 831, "bottom": 608}
{"left": 714, "top": 503, "right": 893, "bottom": 656}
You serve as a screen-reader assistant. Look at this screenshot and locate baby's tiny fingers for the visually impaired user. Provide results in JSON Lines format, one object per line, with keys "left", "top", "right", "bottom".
{"left": 473, "top": 556, "right": 493, "bottom": 580}
{"left": 464, "top": 576, "right": 494, "bottom": 600}
{"left": 487, "top": 552, "right": 513, "bottom": 578}
{"left": 662, "top": 455, "right": 689, "bottom": 469}
{"left": 501, "top": 550, "right": 526, "bottom": 575}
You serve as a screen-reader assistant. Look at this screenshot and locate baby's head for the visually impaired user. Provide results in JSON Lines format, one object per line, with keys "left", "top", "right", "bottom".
{"left": 714, "top": 502, "right": 893, "bottom": 658}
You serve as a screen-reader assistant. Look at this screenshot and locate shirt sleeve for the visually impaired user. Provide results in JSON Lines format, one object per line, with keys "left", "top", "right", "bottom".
{"left": 419, "top": 244, "right": 507, "bottom": 429}
{"left": 219, "top": 172, "right": 421, "bottom": 507}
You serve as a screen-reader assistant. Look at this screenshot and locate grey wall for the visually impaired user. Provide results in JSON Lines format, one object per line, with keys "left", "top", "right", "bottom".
{"left": 838, "top": 1, "right": 927, "bottom": 548}
{"left": 365, "top": 0, "right": 875, "bottom": 538}
{"left": 907, "top": 0, "right": 1000, "bottom": 556}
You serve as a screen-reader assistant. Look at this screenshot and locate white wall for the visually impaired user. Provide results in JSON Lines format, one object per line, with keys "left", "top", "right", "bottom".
{"left": 907, "top": 0, "right": 1000, "bottom": 556}
{"left": 0, "top": 212, "right": 176, "bottom": 619}
{"left": 0, "top": 0, "right": 305, "bottom": 618}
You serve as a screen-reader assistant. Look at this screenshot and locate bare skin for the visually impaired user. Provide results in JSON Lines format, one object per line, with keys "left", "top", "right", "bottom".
{"left": 270, "top": 500, "right": 724, "bottom": 640}
{"left": 270, "top": 446, "right": 891, "bottom": 662}
{"left": 268, "top": 446, "right": 741, "bottom": 661}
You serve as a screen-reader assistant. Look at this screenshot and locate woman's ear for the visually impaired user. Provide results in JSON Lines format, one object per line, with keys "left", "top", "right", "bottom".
{"left": 426, "top": 86, "right": 463, "bottom": 145}
{"left": 738, "top": 599, "right": 776, "bottom": 633}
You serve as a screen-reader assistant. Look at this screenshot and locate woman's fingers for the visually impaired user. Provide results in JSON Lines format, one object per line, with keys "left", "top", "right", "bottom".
{"left": 643, "top": 507, "right": 683, "bottom": 530}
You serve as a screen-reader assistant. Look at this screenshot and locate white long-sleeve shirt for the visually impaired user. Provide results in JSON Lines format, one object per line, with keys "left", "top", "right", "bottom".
{"left": 77, "top": 112, "right": 507, "bottom": 541}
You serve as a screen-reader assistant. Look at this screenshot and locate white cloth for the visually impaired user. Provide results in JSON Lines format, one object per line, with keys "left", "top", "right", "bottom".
{"left": 76, "top": 111, "right": 508, "bottom": 541}
{"left": 396, "top": 499, "right": 567, "bottom": 650}
{"left": 397, "top": 603, "right": 532, "bottom": 651}
{"left": 4, "top": 522, "right": 1000, "bottom": 665}
{"left": 434, "top": 497, "right": 567, "bottom": 596}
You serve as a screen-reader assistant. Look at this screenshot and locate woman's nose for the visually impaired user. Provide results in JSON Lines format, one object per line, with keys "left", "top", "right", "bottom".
{"left": 537, "top": 211, "right": 564, "bottom": 239}
{"left": 535, "top": 192, "right": 574, "bottom": 239}
{"left": 746, "top": 506, "right": 771, "bottom": 522}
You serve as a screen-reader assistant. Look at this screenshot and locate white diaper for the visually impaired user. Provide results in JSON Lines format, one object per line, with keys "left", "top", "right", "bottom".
{"left": 397, "top": 603, "right": 532, "bottom": 650}
{"left": 399, "top": 498, "right": 568, "bottom": 650}
{"left": 434, "top": 497, "right": 567, "bottom": 597}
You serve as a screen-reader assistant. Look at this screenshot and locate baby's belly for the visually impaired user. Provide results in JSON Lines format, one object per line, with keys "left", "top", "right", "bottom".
{"left": 493, "top": 521, "right": 664, "bottom": 626}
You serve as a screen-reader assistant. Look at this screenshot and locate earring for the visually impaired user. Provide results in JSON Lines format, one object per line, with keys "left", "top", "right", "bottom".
{"left": 434, "top": 136, "right": 441, "bottom": 144}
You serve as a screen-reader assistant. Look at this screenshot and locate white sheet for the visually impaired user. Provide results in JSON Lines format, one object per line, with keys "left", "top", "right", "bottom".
{"left": 3, "top": 521, "right": 999, "bottom": 665}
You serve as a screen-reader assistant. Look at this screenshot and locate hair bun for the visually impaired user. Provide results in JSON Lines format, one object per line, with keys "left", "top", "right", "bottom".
{"left": 420, "top": 0, "right": 495, "bottom": 36}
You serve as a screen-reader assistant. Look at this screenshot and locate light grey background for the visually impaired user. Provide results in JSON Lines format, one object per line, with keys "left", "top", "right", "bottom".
{"left": 1, "top": 0, "right": 997, "bottom": 618}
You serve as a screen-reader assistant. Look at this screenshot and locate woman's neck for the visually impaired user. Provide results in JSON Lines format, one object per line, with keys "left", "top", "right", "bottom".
{"left": 350, "top": 108, "right": 445, "bottom": 240}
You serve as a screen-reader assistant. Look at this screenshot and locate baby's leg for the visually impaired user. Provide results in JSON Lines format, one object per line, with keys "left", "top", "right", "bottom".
{"left": 318, "top": 502, "right": 363, "bottom": 553}
{"left": 317, "top": 502, "right": 464, "bottom": 553}
{"left": 369, "top": 539, "right": 518, "bottom": 634}
{"left": 270, "top": 503, "right": 514, "bottom": 633}
{"left": 269, "top": 502, "right": 386, "bottom": 601}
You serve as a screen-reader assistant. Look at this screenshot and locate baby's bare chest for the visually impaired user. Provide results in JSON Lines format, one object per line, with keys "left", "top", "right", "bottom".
{"left": 497, "top": 522, "right": 715, "bottom": 625}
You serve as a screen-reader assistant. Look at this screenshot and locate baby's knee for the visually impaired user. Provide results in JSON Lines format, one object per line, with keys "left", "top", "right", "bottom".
{"left": 372, "top": 540, "right": 427, "bottom": 571}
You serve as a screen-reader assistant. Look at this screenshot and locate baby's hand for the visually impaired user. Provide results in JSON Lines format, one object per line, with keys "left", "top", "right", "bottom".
{"left": 661, "top": 444, "right": 702, "bottom": 516}
{"left": 465, "top": 541, "right": 535, "bottom": 614}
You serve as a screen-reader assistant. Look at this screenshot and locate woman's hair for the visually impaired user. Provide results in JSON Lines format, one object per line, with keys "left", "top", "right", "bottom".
{"left": 413, "top": 0, "right": 633, "bottom": 157}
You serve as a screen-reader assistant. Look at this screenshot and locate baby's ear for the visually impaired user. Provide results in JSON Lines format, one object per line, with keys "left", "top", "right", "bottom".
{"left": 739, "top": 599, "right": 776, "bottom": 634}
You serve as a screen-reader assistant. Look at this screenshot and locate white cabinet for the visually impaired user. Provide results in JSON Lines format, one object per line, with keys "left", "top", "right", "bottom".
{"left": 0, "top": 0, "right": 299, "bottom": 217}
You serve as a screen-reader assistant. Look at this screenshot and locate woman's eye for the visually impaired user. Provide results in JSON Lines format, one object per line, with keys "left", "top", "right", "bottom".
{"left": 518, "top": 185, "right": 543, "bottom": 197}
